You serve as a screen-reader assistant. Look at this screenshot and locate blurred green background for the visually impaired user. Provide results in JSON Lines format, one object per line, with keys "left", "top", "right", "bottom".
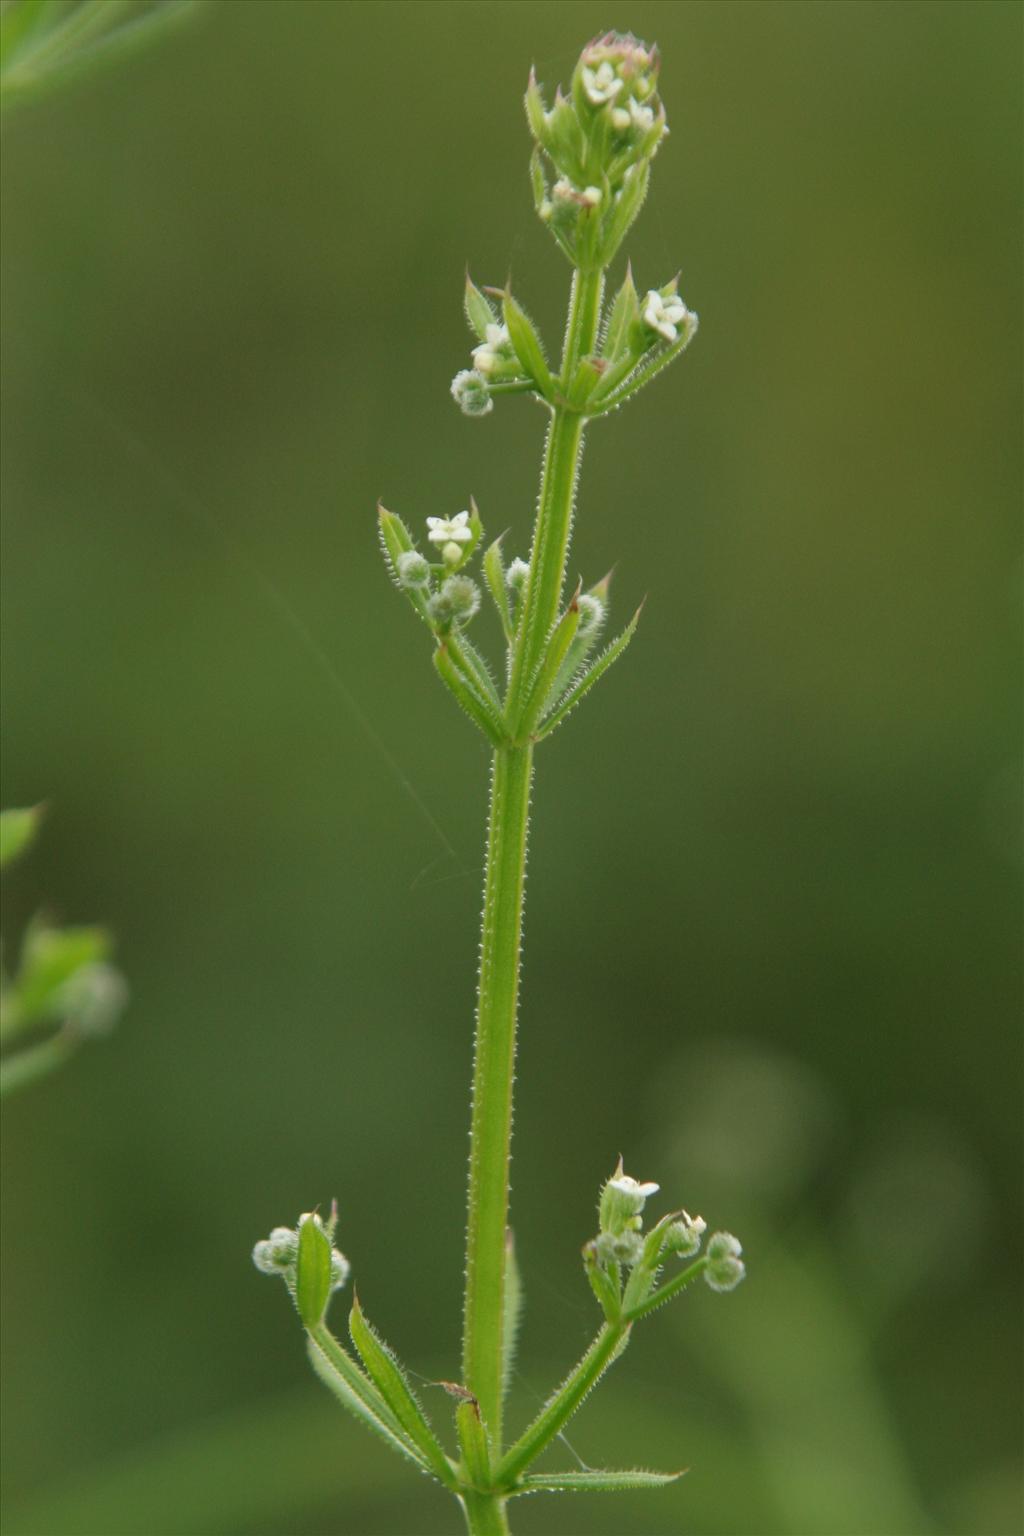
{"left": 2, "top": 2, "right": 1021, "bottom": 1533}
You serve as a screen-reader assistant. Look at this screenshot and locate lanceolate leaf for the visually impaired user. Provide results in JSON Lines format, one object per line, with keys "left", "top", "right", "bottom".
{"left": 377, "top": 504, "right": 431, "bottom": 625}
{"left": 591, "top": 316, "right": 699, "bottom": 415}
{"left": 456, "top": 1399, "right": 491, "bottom": 1490}
{"left": 295, "top": 1215, "right": 332, "bottom": 1330}
{"left": 502, "top": 292, "right": 554, "bottom": 398}
{"left": 349, "top": 1298, "right": 456, "bottom": 1489}
{"left": 518, "top": 596, "right": 580, "bottom": 734}
{"left": 306, "top": 1327, "right": 434, "bottom": 1476}
{"left": 483, "top": 538, "right": 514, "bottom": 642}
{"left": 434, "top": 645, "right": 508, "bottom": 748}
{"left": 448, "top": 633, "right": 503, "bottom": 715}
{"left": 534, "top": 606, "right": 642, "bottom": 740}
{"left": 601, "top": 265, "right": 641, "bottom": 366}
{"left": 464, "top": 275, "right": 499, "bottom": 342}
{"left": 510, "top": 1468, "right": 685, "bottom": 1496}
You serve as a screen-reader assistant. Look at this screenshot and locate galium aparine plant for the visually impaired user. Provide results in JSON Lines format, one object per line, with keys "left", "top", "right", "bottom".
{"left": 254, "top": 33, "right": 745, "bottom": 1535}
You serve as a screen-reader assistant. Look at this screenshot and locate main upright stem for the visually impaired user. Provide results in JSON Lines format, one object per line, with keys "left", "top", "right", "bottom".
{"left": 461, "top": 267, "right": 604, "bottom": 1472}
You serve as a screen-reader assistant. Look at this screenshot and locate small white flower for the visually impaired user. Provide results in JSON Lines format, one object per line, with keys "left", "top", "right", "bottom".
{"left": 582, "top": 60, "right": 623, "bottom": 105}
{"left": 643, "top": 289, "right": 690, "bottom": 343}
{"left": 426, "top": 511, "right": 473, "bottom": 550}
{"left": 629, "top": 96, "right": 655, "bottom": 133}
{"left": 608, "top": 1174, "right": 660, "bottom": 1201}
{"left": 471, "top": 322, "right": 512, "bottom": 376}
{"left": 581, "top": 185, "right": 602, "bottom": 206}
{"left": 610, "top": 105, "right": 631, "bottom": 131}
{"left": 553, "top": 177, "right": 575, "bottom": 202}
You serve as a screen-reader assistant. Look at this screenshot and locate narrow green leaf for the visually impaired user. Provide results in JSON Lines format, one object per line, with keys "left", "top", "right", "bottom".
{"left": 464, "top": 276, "right": 499, "bottom": 343}
{"left": 601, "top": 264, "right": 641, "bottom": 365}
{"left": 378, "top": 503, "right": 432, "bottom": 626}
{"left": 590, "top": 315, "right": 699, "bottom": 415}
{"left": 502, "top": 293, "right": 554, "bottom": 398}
{"left": 511, "top": 1468, "right": 685, "bottom": 1496}
{"left": 434, "top": 646, "right": 507, "bottom": 748}
{"left": 501, "top": 1229, "right": 524, "bottom": 1405}
{"left": 306, "top": 1326, "right": 433, "bottom": 1476}
{"left": 349, "top": 1297, "right": 456, "bottom": 1488}
{"left": 518, "top": 595, "right": 581, "bottom": 736}
{"left": 483, "top": 538, "right": 514, "bottom": 643}
{"left": 598, "top": 160, "right": 650, "bottom": 263}
{"left": 534, "top": 606, "right": 642, "bottom": 740}
{"left": 0, "top": 805, "right": 43, "bottom": 869}
{"left": 583, "top": 1240, "right": 621, "bottom": 1320}
{"left": 456, "top": 1398, "right": 491, "bottom": 1489}
{"left": 295, "top": 1215, "right": 332, "bottom": 1329}
{"left": 448, "top": 633, "right": 502, "bottom": 715}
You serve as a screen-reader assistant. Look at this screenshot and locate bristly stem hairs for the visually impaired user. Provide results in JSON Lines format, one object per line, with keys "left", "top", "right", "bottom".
{"left": 254, "top": 33, "right": 744, "bottom": 1535}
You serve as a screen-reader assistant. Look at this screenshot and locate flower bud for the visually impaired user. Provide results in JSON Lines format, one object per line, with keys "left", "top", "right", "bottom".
{"left": 599, "top": 1160, "right": 659, "bottom": 1235}
{"left": 704, "top": 1231, "right": 746, "bottom": 1292}
{"left": 442, "top": 575, "right": 481, "bottom": 621}
{"left": 506, "top": 558, "right": 530, "bottom": 599}
{"left": 451, "top": 369, "right": 493, "bottom": 417}
{"left": 396, "top": 550, "right": 430, "bottom": 588}
{"left": 252, "top": 1225, "right": 299, "bottom": 1275}
{"left": 595, "top": 1229, "right": 643, "bottom": 1268}
{"left": 661, "top": 1212, "right": 707, "bottom": 1260}
{"left": 575, "top": 593, "right": 605, "bottom": 636}
{"left": 252, "top": 1211, "right": 351, "bottom": 1323}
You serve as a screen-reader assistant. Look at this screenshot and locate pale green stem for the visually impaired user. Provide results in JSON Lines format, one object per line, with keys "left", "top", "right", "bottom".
{"left": 460, "top": 1489, "right": 510, "bottom": 1535}
{"left": 461, "top": 743, "right": 533, "bottom": 1444}
{"left": 496, "top": 1321, "right": 628, "bottom": 1487}
{"left": 460, "top": 264, "right": 605, "bottom": 1469}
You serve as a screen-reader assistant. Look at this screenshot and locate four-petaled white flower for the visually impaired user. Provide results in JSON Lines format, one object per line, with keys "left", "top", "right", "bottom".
{"left": 582, "top": 60, "right": 623, "bottom": 105}
{"left": 471, "top": 323, "right": 512, "bottom": 377}
{"left": 427, "top": 511, "right": 474, "bottom": 564}
{"left": 643, "top": 289, "right": 689, "bottom": 343}
{"left": 426, "top": 512, "right": 472, "bottom": 549}
{"left": 608, "top": 1174, "right": 660, "bottom": 1201}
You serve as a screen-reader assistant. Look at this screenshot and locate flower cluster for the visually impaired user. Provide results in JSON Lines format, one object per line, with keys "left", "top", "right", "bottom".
{"left": 585, "top": 1158, "right": 745, "bottom": 1320}
{"left": 526, "top": 31, "right": 668, "bottom": 268}
{"left": 253, "top": 1210, "right": 350, "bottom": 1326}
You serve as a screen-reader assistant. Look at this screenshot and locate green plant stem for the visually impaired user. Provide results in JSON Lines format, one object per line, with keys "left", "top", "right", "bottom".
{"left": 461, "top": 264, "right": 604, "bottom": 1470}
{"left": 460, "top": 1489, "right": 510, "bottom": 1535}
{"left": 461, "top": 742, "right": 533, "bottom": 1444}
{"left": 506, "top": 266, "right": 604, "bottom": 727}
{"left": 496, "top": 1321, "right": 628, "bottom": 1487}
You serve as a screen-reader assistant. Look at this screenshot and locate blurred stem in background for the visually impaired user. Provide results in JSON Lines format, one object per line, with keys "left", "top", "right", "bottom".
{"left": 0, "top": 0, "right": 196, "bottom": 112}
